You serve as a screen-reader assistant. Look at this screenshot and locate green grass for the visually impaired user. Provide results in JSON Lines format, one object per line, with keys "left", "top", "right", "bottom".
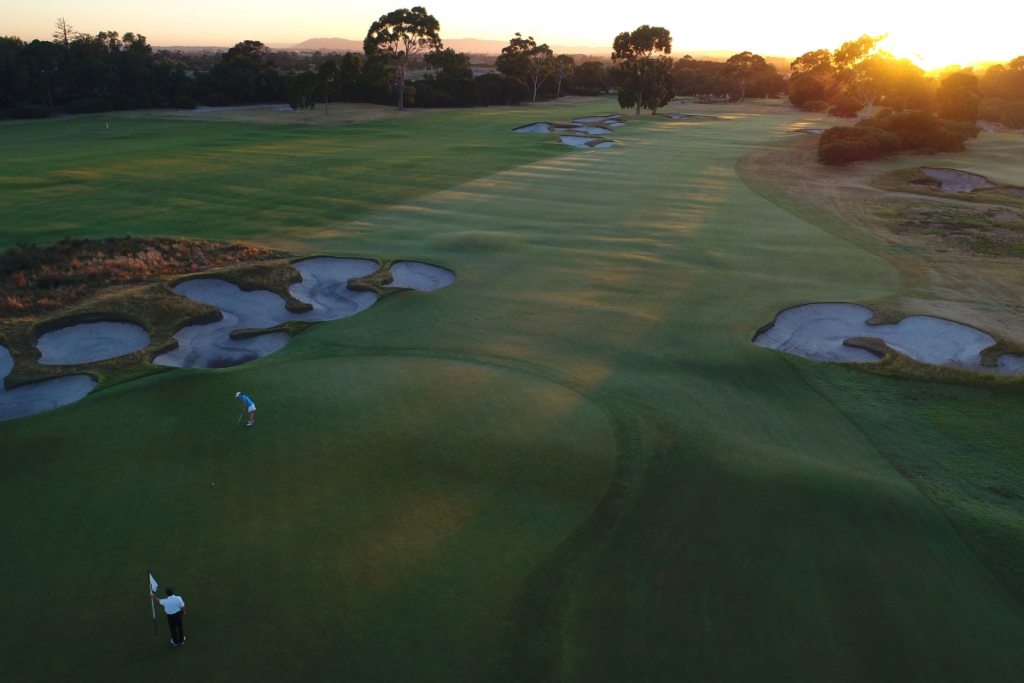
{"left": 3, "top": 101, "right": 1024, "bottom": 681}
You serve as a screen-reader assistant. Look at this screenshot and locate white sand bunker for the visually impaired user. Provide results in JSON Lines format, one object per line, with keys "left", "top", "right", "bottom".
{"left": 513, "top": 123, "right": 552, "bottom": 133}
{"left": 608, "top": 122, "right": 625, "bottom": 127}
{"left": 36, "top": 321, "right": 151, "bottom": 365}
{"left": 570, "top": 126, "right": 612, "bottom": 134}
{"left": 787, "top": 129, "right": 825, "bottom": 134}
{"left": 574, "top": 115, "right": 621, "bottom": 123}
{"left": 754, "top": 303, "right": 1024, "bottom": 374}
{"left": 155, "top": 258, "right": 378, "bottom": 369}
{"left": 560, "top": 136, "right": 615, "bottom": 148}
{"left": 0, "top": 346, "right": 96, "bottom": 422}
{"left": 922, "top": 168, "right": 996, "bottom": 193}
{"left": 385, "top": 262, "right": 456, "bottom": 291}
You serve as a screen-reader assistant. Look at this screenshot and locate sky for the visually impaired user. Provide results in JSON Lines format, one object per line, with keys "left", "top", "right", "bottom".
{"left": 6, "top": 0, "right": 1021, "bottom": 68}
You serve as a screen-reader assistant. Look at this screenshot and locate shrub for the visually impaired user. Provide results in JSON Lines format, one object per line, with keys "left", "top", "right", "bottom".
{"left": 198, "top": 93, "right": 232, "bottom": 107}
{"left": 170, "top": 96, "right": 198, "bottom": 110}
{"left": 829, "top": 98, "right": 861, "bottom": 117}
{"left": 567, "top": 86, "right": 602, "bottom": 97}
{"left": 873, "top": 107, "right": 894, "bottom": 119}
{"left": 818, "top": 111, "right": 981, "bottom": 165}
{"left": 979, "top": 98, "right": 1008, "bottom": 123}
{"left": 804, "top": 100, "right": 828, "bottom": 112}
{"left": 788, "top": 73, "right": 827, "bottom": 107}
{"left": 1002, "top": 102, "right": 1024, "bottom": 129}
{"left": 859, "top": 111, "right": 979, "bottom": 152}
{"left": 818, "top": 139, "right": 861, "bottom": 165}
{"left": 5, "top": 104, "right": 50, "bottom": 119}
{"left": 66, "top": 97, "right": 137, "bottom": 115}
{"left": 818, "top": 126, "right": 900, "bottom": 165}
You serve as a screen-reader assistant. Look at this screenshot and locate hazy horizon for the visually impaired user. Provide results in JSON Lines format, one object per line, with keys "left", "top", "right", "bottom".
{"left": 6, "top": 0, "right": 1020, "bottom": 69}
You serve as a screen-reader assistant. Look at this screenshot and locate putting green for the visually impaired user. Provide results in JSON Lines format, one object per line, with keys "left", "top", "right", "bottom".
{"left": 2, "top": 101, "right": 1024, "bottom": 681}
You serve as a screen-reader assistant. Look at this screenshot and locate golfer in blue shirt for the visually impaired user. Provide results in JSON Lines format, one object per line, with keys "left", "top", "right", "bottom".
{"left": 236, "top": 392, "right": 256, "bottom": 426}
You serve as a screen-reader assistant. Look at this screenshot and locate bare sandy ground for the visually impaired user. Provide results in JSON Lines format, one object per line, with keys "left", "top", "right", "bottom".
{"left": 36, "top": 321, "right": 151, "bottom": 365}
{"left": 0, "top": 346, "right": 96, "bottom": 421}
{"left": 385, "top": 262, "right": 456, "bottom": 291}
{"left": 921, "top": 168, "right": 998, "bottom": 193}
{"left": 155, "top": 258, "right": 378, "bottom": 369}
{"left": 755, "top": 303, "right": 1024, "bottom": 374}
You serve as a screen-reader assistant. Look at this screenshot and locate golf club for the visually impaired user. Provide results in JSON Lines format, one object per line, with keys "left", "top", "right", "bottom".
{"left": 236, "top": 412, "right": 244, "bottom": 426}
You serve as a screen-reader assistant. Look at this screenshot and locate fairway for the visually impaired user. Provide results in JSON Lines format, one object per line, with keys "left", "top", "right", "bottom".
{"left": 3, "top": 100, "right": 1024, "bottom": 681}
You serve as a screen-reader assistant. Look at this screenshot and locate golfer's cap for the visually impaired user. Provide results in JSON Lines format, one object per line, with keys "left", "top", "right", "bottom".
{"left": 235, "top": 392, "right": 241, "bottom": 397}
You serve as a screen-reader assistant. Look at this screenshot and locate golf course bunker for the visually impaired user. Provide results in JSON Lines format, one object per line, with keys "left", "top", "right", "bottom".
{"left": 385, "top": 262, "right": 455, "bottom": 291}
{"left": 753, "top": 303, "right": 1024, "bottom": 374}
{"left": 560, "top": 136, "right": 616, "bottom": 148}
{"left": 574, "top": 115, "right": 622, "bottom": 123}
{"left": 568, "top": 126, "right": 612, "bottom": 134}
{"left": 155, "top": 257, "right": 378, "bottom": 369}
{"left": 922, "top": 168, "right": 997, "bottom": 193}
{"left": 36, "top": 321, "right": 151, "bottom": 365}
{"left": 513, "top": 123, "right": 552, "bottom": 133}
{"left": 0, "top": 346, "right": 96, "bottom": 421}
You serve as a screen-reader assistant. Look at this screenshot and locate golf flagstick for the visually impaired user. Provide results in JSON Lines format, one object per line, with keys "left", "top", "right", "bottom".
{"left": 149, "top": 572, "right": 159, "bottom": 638}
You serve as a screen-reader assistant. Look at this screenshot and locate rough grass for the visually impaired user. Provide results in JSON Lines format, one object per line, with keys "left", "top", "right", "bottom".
{"left": 0, "top": 236, "right": 283, "bottom": 317}
{"left": 792, "top": 355, "right": 1024, "bottom": 609}
{"left": 872, "top": 166, "right": 1024, "bottom": 207}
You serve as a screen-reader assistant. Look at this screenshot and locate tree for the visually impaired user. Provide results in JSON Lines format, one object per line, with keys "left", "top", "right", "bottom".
{"left": 833, "top": 34, "right": 893, "bottom": 119}
{"left": 574, "top": 61, "right": 607, "bottom": 90}
{"left": 224, "top": 40, "right": 271, "bottom": 64}
{"left": 363, "top": 6, "right": 442, "bottom": 111}
{"left": 289, "top": 70, "right": 317, "bottom": 114}
{"left": 316, "top": 60, "right": 339, "bottom": 114}
{"left": 1010, "top": 56, "right": 1024, "bottom": 71}
{"left": 718, "top": 52, "right": 776, "bottom": 100}
{"left": 936, "top": 71, "right": 982, "bottom": 122}
{"left": 425, "top": 48, "right": 470, "bottom": 79}
{"left": 52, "top": 18, "right": 79, "bottom": 49}
{"left": 611, "top": 25, "right": 672, "bottom": 115}
{"left": 553, "top": 54, "right": 574, "bottom": 96}
{"left": 495, "top": 34, "right": 553, "bottom": 101}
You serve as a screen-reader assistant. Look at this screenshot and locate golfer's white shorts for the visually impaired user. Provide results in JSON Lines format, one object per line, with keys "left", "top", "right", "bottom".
{"left": 249, "top": 405, "right": 256, "bottom": 412}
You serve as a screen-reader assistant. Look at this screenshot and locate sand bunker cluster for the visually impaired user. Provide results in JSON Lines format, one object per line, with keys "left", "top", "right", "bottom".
{"left": 754, "top": 303, "right": 1024, "bottom": 375}
{"left": 514, "top": 115, "right": 623, "bottom": 148}
{"left": 0, "top": 258, "right": 454, "bottom": 421}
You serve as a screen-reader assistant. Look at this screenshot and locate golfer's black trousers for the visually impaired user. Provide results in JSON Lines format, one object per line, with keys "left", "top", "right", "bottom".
{"left": 167, "top": 612, "right": 184, "bottom": 644}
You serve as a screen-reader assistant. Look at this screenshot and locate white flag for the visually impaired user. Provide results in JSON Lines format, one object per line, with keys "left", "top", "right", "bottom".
{"left": 149, "top": 572, "right": 158, "bottom": 594}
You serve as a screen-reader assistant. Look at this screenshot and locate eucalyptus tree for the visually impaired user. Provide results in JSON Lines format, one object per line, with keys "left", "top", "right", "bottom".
{"left": 364, "top": 6, "right": 442, "bottom": 110}
{"left": 496, "top": 33, "right": 554, "bottom": 101}
{"left": 553, "top": 54, "right": 575, "bottom": 96}
{"left": 610, "top": 25, "right": 672, "bottom": 115}
{"left": 833, "top": 34, "right": 893, "bottom": 118}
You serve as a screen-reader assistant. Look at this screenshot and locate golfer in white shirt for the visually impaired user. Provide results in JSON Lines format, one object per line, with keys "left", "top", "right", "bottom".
{"left": 150, "top": 587, "right": 186, "bottom": 646}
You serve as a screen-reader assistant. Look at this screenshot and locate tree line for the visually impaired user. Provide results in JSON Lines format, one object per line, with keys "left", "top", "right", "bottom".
{"left": 1, "top": 10, "right": 791, "bottom": 119}
{"left": 788, "top": 34, "right": 1024, "bottom": 129}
